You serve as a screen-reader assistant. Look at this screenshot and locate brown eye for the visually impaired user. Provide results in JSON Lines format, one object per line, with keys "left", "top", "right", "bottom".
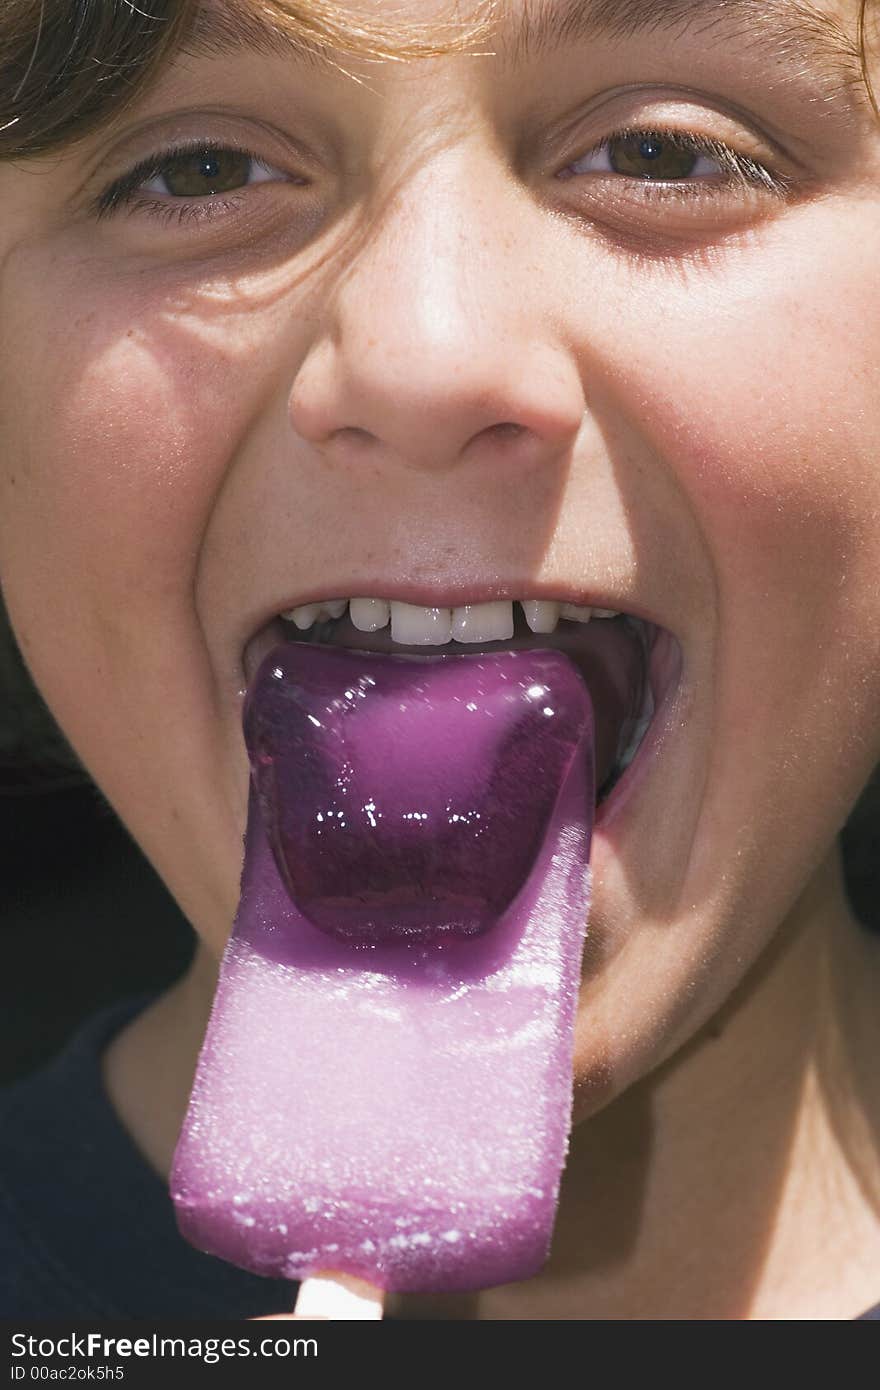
{"left": 153, "top": 148, "right": 256, "bottom": 197}
{"left": 93, "top": 142, "right": 298, "bottom": 221}
{"left": 564, "top": 129, "right": 725, "bottom": 185}
{"left": 605, "top": 133, "right": 701, "bottom": 180}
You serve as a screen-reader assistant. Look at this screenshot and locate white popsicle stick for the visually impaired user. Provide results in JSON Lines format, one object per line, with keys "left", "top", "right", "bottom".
{"left": 294, "top": 1271, "right": 385, "bottom": 1320}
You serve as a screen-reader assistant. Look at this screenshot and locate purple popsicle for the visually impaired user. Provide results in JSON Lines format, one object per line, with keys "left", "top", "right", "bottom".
{"left": 171, "top": 646, "right": 595, "bottom": 1293}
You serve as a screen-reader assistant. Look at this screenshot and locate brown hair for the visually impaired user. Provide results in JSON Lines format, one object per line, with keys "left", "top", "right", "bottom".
{"left": 0, "top": 0, "right": 493, "bottom": 160}
{"left": 860, "top": 0, "right": 880, "bottom": 117}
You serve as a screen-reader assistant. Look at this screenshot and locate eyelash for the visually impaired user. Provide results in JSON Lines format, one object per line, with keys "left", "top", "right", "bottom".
{"left": 92, "top": 125, "right": 789, "bottom": 228}
{"left": 563, "top": 125, "right": 790, "bottom": 201}
{"left": 92, "top": 142, "right": 282, "bottom": 225}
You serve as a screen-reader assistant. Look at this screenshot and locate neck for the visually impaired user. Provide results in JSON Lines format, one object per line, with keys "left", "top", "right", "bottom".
{"left": 102, "top": 937, "right": 218, "bottom": 1188}
{"left": 103, "top": 843, "right": 880, "bottom": 1320}
{"left": 464, "top": 844, "right": 880, "bottom": 1319}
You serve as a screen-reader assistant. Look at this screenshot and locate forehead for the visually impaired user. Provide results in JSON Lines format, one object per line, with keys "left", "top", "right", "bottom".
{"left": 198, "top": 0, "right": 861, "bottom": 40}
{"left": 223, "top": 0, "right": 858, "bottom": 29}
{"left": 189, "top": 0, "right": 867, "bottom": 91}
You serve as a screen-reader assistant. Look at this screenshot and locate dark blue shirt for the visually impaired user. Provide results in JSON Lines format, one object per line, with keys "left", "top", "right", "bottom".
{"left": 0, "top": 997, "right": 296, "bottom": 1317}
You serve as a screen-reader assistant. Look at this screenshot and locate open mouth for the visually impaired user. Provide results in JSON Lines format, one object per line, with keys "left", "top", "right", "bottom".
{"left": 187, "top": 592, "right": 684, "bottom": 1291}
{"left": 242, "top": 595, "right": 683, "bottom": 818}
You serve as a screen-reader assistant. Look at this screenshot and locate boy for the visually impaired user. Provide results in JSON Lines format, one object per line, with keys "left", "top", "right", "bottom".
{"left": 1, "top": 0, "right": 879, "bottom": 1318}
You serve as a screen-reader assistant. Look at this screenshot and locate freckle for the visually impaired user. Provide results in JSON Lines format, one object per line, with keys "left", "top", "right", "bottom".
{"left": 8, "top": 475, "right": 15, "bottom": 486}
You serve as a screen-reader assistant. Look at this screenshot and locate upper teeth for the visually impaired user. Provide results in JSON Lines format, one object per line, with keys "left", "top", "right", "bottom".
{"left": 279, "top": 597, "right": 621, "bottom": 643}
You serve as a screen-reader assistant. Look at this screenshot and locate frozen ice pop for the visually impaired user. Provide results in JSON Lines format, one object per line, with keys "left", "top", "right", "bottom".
{"left": 171, "top": 645, "right": 595, "bottom": 1293}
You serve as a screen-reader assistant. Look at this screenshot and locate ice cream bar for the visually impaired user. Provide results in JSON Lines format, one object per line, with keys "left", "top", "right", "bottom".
{"left": 171, "top": 646, "right": 595, "bottom": 1292}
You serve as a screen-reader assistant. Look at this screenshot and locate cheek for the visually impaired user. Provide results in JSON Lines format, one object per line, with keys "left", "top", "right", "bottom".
{"left": 698, "top": 242, "right": 880, "bottom": 851}
{"left": 613, "top": 219, "right": 880, "bottom": 595}
{"left": 659, "top": 311, "right": 879, "bottom": 616}
{"left": 1, "top": 296, "right": 226, "bottom": 611}
{"left": 569, "top": 208, "right": 880, "bottom": 1067}
{"left": 598, "top": 207, "right": 880, "bottom": 700}
{"left": 0, "top": 259, "right": 282, "bottom": 938}
{"left": 0, "top": 242, "right": 297, "bottom": 674}
{"left": 658, "top": 226, "right": 880, "bottom": 746}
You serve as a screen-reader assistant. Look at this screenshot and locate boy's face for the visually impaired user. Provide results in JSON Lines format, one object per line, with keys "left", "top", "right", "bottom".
{"left": 0, "top": 0, "right": 878, "bottom": 1110}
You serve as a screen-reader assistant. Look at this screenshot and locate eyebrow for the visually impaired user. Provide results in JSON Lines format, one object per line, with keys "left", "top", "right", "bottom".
{"left": 184, "top": 0, "right": 869, "bottom": 107}
{"left": 182, "top": 0, "right": 490, "bottom": 67}
{"left": 507, "top": 0, "right": 866, "bottom": 99}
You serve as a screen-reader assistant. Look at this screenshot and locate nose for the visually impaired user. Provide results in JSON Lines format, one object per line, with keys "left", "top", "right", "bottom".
{"left": 288, "top": 150, "right": 585, "bottom": 472}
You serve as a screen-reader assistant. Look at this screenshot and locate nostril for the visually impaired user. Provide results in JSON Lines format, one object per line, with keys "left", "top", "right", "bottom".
{"left": 484, "top": 422, "right": 526, "bottom": 441}
{"left": 330, "top": 425, "right": 375, "bottom": 448}
{"left": 460, "top": 420, "right": 533, "bottom": 461}
{"left": 331, "top": 424, "right": 525, "bottom": 449}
